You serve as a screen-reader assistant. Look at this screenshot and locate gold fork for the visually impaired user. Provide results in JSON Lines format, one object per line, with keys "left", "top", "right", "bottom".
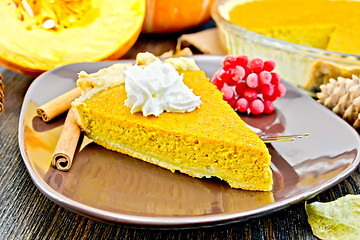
{"left": 259, "top": 133, "right": 309, "bottom": 143}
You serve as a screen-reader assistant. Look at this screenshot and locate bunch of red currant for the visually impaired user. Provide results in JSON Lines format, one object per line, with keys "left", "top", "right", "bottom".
{"left": 211, "top": 55, "right": 286, "bottom": 114}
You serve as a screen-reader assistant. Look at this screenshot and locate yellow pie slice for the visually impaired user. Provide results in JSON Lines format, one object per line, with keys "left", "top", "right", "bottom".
{"left": 72, "top": 53, "right": 273, "bottom": 191}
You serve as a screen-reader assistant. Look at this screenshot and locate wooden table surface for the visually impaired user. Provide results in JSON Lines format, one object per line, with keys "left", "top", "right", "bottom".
{"left": 1, "top": 24, "right": 360, "bottom": 239}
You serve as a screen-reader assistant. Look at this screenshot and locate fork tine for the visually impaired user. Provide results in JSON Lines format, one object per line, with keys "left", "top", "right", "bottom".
{"left": 260, "top": 133, "right": 309, "bottom": 138}
{"left": 274, "top": 133, "right": 309, "bottom": 138}
{"left": 262, "top": 138, "right": 296, "bottom": 143}
{"left": 260, "top": 133, "right": 309, "bottom": 143}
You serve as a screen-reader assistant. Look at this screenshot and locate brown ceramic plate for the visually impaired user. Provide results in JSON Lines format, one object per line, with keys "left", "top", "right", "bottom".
{"left": 18, "top": 55, "right": 360, "bottom": 227}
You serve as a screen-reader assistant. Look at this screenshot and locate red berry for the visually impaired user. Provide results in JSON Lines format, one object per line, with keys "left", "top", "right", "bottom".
{"left": 221, "top": 85, "right": 235, "bottom": 101}
{"left": 236, "top": 55, "right": 248, "bottom": 67}
{"left": 228, "top": 97, "right": 237, "bottom": 109}
{"left": 260, "top": 84, "right": 275, "bottom": 97}
{"left": 271, "top": 72, "right": 280, "bottom": 85}
{"left": 250, "top": 99, "right": 264, "bottom": 115}
{"left": 218, "top": 68, "right": 231, "bottom": 83}
{"left": 263, "top": 59, "right": 276, "bottom": 72}
{"left": 263, "top": 100, "right": 275, "bottom": 114}
{"left": 249, "top": 58, "right": 264, "bottom": 73}
{"left": 226, "top": 78, "right": 238, "bottom": 86}
{"left": 275, "top": 83, "right": 286, "bottom": 97}
{"left": 235, "top": 81, "right": 247, "bottom": 96}
{"left": 263, "top": 93, "right": 278, "bottom": 102}
{"left": 259, "top": 71, "right": 272, "bottom": 85}
{"left": 223, "top": 55, "right": 237, "bottom": 69}
{"left": 214, "top": 68, "right": 221, "bottom": 78}
{"left": 246, "top": 73, "right": 259, "bottom": 88}
{"left": 231, "top": 65, "right": 246, "bottom": 82}
{"left": 236, "top": 98, "right": 249, "bottom": 112}
{"left": 243, "top": 88, "right": 258, "bottom": 101}
{"left": 211, "top": 76, "right": 224, "bottom": 90}
{"left": 243, "top": 66, "right": 251, "bottom": 80}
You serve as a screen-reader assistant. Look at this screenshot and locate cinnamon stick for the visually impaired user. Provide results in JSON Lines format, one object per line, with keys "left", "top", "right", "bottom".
{"left": 37, "top": 87, "right": 81, "bottom": 122}
{"left": 52, "top": 107, "right": 81, "bottom": 171}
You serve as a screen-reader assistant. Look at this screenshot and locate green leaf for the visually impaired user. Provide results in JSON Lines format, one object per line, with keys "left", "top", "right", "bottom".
{"left": 305, "top": 195, "right": 360, "bottom": 240}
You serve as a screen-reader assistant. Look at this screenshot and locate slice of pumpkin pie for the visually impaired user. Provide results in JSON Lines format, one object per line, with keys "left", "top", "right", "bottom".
{"left": 72, "top": 53, "right": 273, "bottom": 191}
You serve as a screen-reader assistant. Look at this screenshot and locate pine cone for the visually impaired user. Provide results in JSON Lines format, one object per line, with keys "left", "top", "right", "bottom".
{"left": 317, "top": 75, "right": 360, "bottom": 129}
{"left": 0, "top": 73, "right": 3, "bottom": 113}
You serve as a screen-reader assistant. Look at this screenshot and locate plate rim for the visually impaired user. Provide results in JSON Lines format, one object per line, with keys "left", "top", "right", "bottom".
{"left": 18, "top": 55, "right": 360, "bottom": 227}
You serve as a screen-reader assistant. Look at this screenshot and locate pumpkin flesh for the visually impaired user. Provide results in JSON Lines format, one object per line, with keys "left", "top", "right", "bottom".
{"left": 0, "top": 0, "right": 146, "bottom": 76}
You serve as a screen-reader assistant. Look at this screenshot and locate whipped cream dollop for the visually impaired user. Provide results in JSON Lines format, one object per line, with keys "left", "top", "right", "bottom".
{"left": 124, "top": 59, "right": 201, "bottom": 117}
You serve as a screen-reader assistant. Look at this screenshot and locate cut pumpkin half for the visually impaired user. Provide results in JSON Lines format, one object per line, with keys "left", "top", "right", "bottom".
{"left": 0, "top": 0, "right": 146, "bottom": 76}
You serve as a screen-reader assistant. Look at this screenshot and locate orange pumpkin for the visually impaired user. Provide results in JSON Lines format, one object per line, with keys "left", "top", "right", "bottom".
{"left": 142, "top": 0, "right": 216, "bottom": 33}
{"left": 0, "top": 0, "right": 146, "bottom": 77}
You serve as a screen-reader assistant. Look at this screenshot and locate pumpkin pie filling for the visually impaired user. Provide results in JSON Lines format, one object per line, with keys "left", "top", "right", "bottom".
{"left": 72, "top": 54, "right": 273, "bottom": 191}
{"left": 227, "top": 0, "right": 360, "bottom": 55}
